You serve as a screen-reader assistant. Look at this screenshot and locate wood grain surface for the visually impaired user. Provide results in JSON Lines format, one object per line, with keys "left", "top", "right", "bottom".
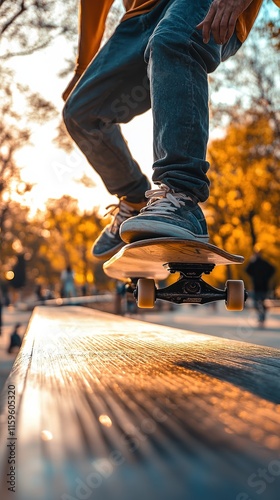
{"left": 0, "top": 306, "right": 279, "bottom": 500}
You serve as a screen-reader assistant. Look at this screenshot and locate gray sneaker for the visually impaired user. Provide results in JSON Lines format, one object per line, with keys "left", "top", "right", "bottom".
{"left": 120, "top": 184, "right": 209, "bottom": 243}
{"left": 92, "top": 198, "right": 147, "bottom": 259}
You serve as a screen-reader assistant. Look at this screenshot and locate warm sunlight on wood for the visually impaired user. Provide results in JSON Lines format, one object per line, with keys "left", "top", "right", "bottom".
{"left": 98, "top": 415, "right": 113, "bottom": 428}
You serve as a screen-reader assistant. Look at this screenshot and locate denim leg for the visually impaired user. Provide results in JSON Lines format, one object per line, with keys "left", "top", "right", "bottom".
{"left": 144, "top": 0, "right": 224, "bottom": 201}
{"left": 64, "top": 0, "right": 242, "bottom": 202}
{"left": 63, "top": 18, "right": 152, "bottom": 200}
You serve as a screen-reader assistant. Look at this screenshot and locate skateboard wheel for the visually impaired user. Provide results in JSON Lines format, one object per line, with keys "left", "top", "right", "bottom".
{"left": 225, "top": 280, "right": 245, "bottom": 311}
{"left": 137, "top": 278, "right": 156, "bottom": 308}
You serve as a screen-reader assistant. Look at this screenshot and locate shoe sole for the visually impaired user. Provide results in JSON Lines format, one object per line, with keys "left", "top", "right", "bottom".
{"left": 120, "top": 220, "right": 209, "bottom": 243}
{"left": 91, "top": 241, "right": 126, "bottom": 260}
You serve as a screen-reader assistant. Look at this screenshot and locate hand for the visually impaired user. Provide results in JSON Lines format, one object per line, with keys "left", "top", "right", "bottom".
{"left": 62, "top": 73, "right": 81, "bottom": 101}
{"left": 196, "top": 0, "right": 254, "bottom": 45}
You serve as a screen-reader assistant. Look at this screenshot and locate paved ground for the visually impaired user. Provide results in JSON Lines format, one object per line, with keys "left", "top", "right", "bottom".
{"left": 128, "top": 300, "right": 280, "bottom": 349}
{"left": 0, "top": 299, "right": 279, "bottom": 393}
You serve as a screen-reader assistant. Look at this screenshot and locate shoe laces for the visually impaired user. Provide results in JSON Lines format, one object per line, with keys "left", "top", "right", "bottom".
{"left": 141, "top": 184, "right": 193, "bottom": 215}
{"left": 104, "top": 199, "right": 137, "bottom": 236}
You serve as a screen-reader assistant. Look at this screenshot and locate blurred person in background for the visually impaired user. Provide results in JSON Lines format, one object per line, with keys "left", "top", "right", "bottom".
{"left": 61, "top": 265, "right": 76, "bottom": 298}
{"left": 246, "top": 249, "right": 276, "bottom": 327}
{"left": 7, "top": 323, "right": 22, "bottom": 354}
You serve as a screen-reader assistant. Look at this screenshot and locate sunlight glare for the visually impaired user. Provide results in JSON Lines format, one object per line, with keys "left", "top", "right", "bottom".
{"left": 98, "top": 415, "right": 113, "bottom": 427}
{"left": 41, "top": 430, "right": 54, "bottom": 441}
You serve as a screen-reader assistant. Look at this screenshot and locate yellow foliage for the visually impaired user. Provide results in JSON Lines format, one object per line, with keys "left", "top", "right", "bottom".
{"left": 206, "top": 114, "right": 280, "bottom": 287}
{"left": 31, "top": 196, "right": 107, "bottom": 288}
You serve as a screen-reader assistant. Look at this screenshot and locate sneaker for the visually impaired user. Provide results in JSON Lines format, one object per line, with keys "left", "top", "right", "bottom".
{"left": 92, "top": 197, "right": 147, "bottom": 259}
{"left": 120, "top": 184, "right": 209, "bottom": 243}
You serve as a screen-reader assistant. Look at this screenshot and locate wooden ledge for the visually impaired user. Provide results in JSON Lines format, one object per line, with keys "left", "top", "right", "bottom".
{"left": 0, "top": 306, "right": 280, "bottom": 500}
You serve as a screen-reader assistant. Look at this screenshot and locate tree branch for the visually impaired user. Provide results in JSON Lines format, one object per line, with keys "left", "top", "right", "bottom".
{"left": 1, "top": 0, "right": 26, "bottom": 35}
{"left": 1, "top": 39, "right": 54, "bottom": 59}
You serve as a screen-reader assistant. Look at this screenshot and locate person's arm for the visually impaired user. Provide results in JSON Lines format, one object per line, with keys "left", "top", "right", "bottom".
{"left": 62, "top": 0, "right": 114, "bottom": 101}
{"left": 196, "top": 0, "right": 256, "bottom": 45}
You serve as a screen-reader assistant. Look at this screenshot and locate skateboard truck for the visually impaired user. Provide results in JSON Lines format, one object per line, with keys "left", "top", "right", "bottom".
{"left": 103, "top": 238, "right": 247, "bottom": 312}
{"left": 133, "top": 263, "right": 247, "bottom": 311}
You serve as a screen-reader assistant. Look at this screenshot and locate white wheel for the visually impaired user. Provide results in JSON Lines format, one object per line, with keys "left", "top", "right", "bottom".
{"left": 225, "top": 280, "right": 245, "bottom": 311}
{"left": 137, "top": 278, "right": 156, "bottom": 308}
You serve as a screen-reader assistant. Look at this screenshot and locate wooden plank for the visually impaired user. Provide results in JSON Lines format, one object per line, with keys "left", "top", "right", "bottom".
{"left": 17, "top": 294, "right": 113, "bottom": 311}
{"left": 103, "top": 238, "right": 244, "bottom": 280}
{"left": 0, "top": 306, "right": 280, "bottom": 500}
{"left": 36, "top": 293, "right": 113, "bottom": 307}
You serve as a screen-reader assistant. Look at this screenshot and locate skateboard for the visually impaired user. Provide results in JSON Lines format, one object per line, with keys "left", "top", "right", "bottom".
{"left": 103, "top": 238, "right": 247, "bottom": 310}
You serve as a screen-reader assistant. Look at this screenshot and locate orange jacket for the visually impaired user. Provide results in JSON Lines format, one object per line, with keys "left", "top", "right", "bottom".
{"left": 75, "top": 0, "right": 280, "bottom": 75}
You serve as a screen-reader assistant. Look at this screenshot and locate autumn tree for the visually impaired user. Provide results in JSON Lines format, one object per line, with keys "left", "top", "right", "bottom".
{"left": 207, "top": 116, "right": 279, "bottom": 241}
{"left": 0, "top": 0, "right": 77, "bottom": 58}
{"left": 0, "top": 0, "right": 123, "bottom": 202}
{"left": 0, "top": 66, "right": 57, "bottom": 270}
{"left": 0, "top": 0, "right": 78, "bottom": 275}
{"left": 0, "top": 200, "right": 47, "bottom": 295}
{"left": 205, "top": 0, "right": 280, "bottom": 286}
{"left": 0, "top": 0, "right": 123, "bottom": 288}
{"left": 209, "top": 0, "right": 279, "bottom": 130}
{"left": 35, "top": 196, "right": 108, "bottom": 290}
{"left": 2, "top": 195, "right": 112, "bottom": 293}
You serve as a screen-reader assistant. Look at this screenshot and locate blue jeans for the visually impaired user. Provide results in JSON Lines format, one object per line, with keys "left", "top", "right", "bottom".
{"left": 63, "top": 0, "right": 241, "bottom": 202}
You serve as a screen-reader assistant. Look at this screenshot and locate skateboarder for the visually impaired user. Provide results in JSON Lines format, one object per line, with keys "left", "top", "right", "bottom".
{"left": 63, "top": 0, "right": 280, "bottom": 259}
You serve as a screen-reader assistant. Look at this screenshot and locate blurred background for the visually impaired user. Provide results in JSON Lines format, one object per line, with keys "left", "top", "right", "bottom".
{"left": 0, "top": 0, "right": 279, "bottom": 302}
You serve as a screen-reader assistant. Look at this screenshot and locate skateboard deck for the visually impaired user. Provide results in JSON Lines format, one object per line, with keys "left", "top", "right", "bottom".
{"left": 103, "top": 237, "right": 244, "bottom": 281}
